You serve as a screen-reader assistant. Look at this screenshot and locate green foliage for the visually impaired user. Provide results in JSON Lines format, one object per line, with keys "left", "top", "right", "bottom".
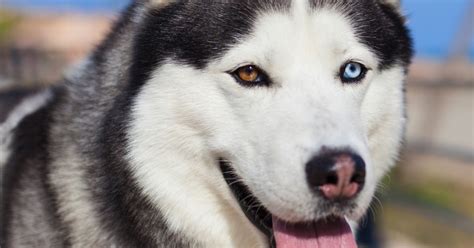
{"left": 381, "top": 166, "right": 474, "bottom": 247}
{"left": 0, "top": 11, "right": 19, "bottom": 42}
{"left": 387, "top": 169, "right": 474, "bottom": 219}
{"left": 384, "top": 204, "right": 474, "bottom": 247}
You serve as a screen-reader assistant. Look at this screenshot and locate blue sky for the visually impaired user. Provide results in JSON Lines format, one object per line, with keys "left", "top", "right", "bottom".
{"left": 4, "top": 0, "right": 474, "bottom": 60}
{"left": 3, "top": 0, "right": 129, "bottom": 12}
{"left": 403, "top": 0, "right": 474, "bottom": 60}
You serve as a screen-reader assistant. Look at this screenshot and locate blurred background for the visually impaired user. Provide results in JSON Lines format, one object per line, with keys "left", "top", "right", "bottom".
{"left": 0, "top": 0, "right": 473, "bottom": 247}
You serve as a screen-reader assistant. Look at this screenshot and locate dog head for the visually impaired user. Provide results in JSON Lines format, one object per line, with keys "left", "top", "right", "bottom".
{"left": 126, "top": 0, "right": 412, "bottom": 246}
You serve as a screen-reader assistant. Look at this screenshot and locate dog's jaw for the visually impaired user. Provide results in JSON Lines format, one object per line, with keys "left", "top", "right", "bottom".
{"left": 220, "top": 160, "right": 359, "bottom": 248}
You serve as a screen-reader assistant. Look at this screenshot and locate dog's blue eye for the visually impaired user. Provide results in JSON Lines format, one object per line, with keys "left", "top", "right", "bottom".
{"left": 340, "top": 62, "right": 367, "bottom": 83}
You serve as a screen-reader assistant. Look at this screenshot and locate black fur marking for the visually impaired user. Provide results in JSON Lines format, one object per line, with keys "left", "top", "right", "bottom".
{"left": 376, "top": 2, "right": 413, "bottom": 68}
{"left": 310, "top": 0, "right": 413, "bottom": 69}
{"left": 127, "top": 0, "right": 290, "bottom": 98}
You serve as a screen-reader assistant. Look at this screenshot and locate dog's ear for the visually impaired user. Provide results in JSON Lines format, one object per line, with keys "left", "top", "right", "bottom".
{"left": 147, "top": 0, "right": 177, "bottom": 7}
{"left": 149, "top": 0, "right": 174, "bottom": 4}
{"left": 379, "top": 0, "right": 402, "bottom": 11}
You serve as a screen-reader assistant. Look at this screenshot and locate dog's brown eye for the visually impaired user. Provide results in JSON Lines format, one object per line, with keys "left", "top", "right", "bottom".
{"left": 237, "top": 65, "right": 259, "bottom": 82}
{"left": 231, "top": 65, "right": 270, "bottom": 87}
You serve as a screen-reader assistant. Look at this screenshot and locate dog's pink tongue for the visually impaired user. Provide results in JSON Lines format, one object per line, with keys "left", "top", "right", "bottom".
{"left": 272, "top": 216, "right": 357, "bottom": 248}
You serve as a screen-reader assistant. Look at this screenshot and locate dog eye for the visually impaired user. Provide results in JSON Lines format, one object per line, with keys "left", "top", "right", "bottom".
{"left": 231, "top": 65, "right": 270, "bottom": 87}
{"left": 340, "top": 62, "right": 368, "bottom": 83}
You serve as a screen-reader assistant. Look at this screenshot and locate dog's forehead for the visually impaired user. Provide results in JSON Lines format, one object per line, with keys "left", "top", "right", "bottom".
{"left": 132, "top": 0, "right": 411, "bottom": 87}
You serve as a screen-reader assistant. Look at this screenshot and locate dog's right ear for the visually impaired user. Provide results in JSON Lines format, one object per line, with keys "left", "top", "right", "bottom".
{"left": 144, "top": 0, "right": 177, "bottom": 8}
{"left": 134, "top": 0, "right": 178, "bottom": 8}
{"left": 379, "top": 0, "right": 402, "bottom": 12}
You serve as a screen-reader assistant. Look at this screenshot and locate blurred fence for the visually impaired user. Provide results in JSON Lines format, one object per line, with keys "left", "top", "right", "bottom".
{"left": 0, "top": 47, "right": 73, "bottom": 89}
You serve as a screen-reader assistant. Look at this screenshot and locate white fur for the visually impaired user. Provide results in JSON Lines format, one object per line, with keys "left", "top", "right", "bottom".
{"left": 128, "top": 1, "right": 406, "bottom": 246}
{"left": 0, "top": 89, "right": 52, "bottom": 168}
{"left": 129, "top": 63, "right": 268, "bottom": 247}
{"left": 49, "top": 145, "right": 113, "bottom": 247}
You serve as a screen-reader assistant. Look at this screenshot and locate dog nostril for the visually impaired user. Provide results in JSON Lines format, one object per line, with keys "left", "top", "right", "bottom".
{"left": 306, "top": 149, "right": 366, "bottom": 200}
{"left": 351, "top": 171, "right": 365, "bottom": 184}
{"left": 305, "top": 156, "right": 334, "bottom": 188}
{"left": 326, "top": 172, "right": 338, "bottom": 185}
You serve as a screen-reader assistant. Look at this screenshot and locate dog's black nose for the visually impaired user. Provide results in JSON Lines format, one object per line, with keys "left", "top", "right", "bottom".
{"left": 306, "top": 149, "right": 366, "bottom": 200}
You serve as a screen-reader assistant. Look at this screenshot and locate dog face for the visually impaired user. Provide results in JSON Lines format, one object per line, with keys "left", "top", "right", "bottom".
{"left": 127, "top": 0, "right": 412, "bottom": 246}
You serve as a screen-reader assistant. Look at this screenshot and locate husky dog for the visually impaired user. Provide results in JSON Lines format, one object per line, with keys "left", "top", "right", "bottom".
{"left": 1, "top": 0, "right": 412, "bottom": 247}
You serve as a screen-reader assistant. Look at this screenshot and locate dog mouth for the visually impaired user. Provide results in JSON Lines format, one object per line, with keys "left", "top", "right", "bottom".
{"left": 219, "top": 160, "right": 358, "bottom": 248}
